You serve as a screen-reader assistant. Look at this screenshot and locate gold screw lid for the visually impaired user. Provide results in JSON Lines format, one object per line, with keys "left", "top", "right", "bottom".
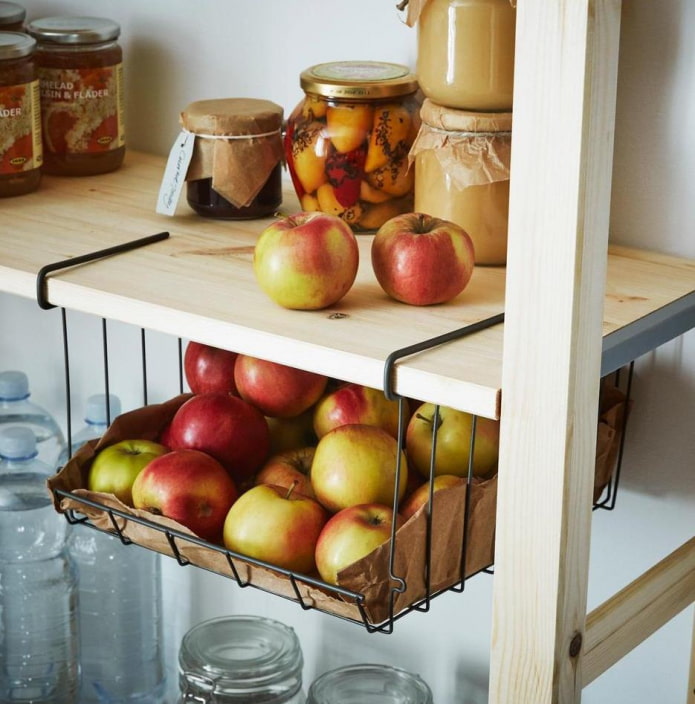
{"left": 300, "top": 60, "right": 418, "bottom": 100}
{"left": 27, "top": 16, "right": 120, "bottom": 44}
{"left": 0, "top": 31, "right": 35, "bottom": 59}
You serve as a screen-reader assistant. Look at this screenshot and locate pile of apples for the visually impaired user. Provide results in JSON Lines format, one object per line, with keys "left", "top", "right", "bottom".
{"left": 86, "top": 341, "right": 500, "bottom": 588}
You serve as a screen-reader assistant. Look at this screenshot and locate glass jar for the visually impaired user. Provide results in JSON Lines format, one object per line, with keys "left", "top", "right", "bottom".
{"left": 0, "top": 31, "right": 42, "bottom": 197}
{"left": 307, "top": 664, "right": 433, "bottom": 704}
{"left": 178, "top": 615, "right": 305, "bottom": 704}
{"left": 27, "top": 16, "right": 125, "bottom": 176}
{"left": 285, "top": 60, "right": 421, "bottom": 232}
{"left": 0, "top": 2, "right": 25, "bottom": 31}
{"left": 411, "top": 99, "right": 512, "bottom": 265}
{"left": 182, "top": 98, "right": 284, "bottom": 220}
{"left": 416, "top": 0, "right": 516, "bottom": 111}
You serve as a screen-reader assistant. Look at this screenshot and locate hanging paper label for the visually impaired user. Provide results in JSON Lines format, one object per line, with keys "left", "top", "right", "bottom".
{"left": 156, "top": 130, "right": 195, "bottom": 216}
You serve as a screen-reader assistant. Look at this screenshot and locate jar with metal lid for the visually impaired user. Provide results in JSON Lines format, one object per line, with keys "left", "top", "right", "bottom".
{"left": 409, "top": 0, "right": 516, "bottom": 111}
{"left": 307, "top": 664, "right": 433, "bottom": 704}
{"left": 178, "top": 615, "right": 306, "bottom": 704}
{"left": 411, "top": 99, "right": 512, "bottom": 265}
{"left": 0, "top": 2, "right": 25, "bottom": 31}
{"left": 285, "top": 60, "right": 421, "bottom": 232}
{"left": 182, "top": 98, "right": 284, "bottom": 220}
{"left": 0, "top": 31, "right": 42, "bottom": 197}
{"left": 27, "top": 16, "right": 125, "bottom": 176}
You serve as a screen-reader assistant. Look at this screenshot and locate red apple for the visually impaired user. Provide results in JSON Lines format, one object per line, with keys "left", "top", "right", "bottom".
{"left": 253, "top": 211, "right": 359, "bottom": 310}
{"left": 167, "top": 392, "right": 270, "bottom": 485}
{"left": 223, "top": 483, "right": 327, "bottom": 574}
{"left": 87, "top": 439, "right": 169, "bottom": 506}
{"left": 314, "top": 503, "right": 403, "bottom": 585}
{"left": 311, "top": 424, "right": 408, "bottom": 513}
{"left": 312, "top": 382, "right": 406, "bottom": 439}
{"left": 371, "top": 212, "right": 475, "bottom": 305}
{"left": 254, "top": 446, "right": 316, "bottom": 499}
{"left": 234, "top": 354, "right": 328, "bottom": 418}
{"left": 406, "top": 402, "right": 500, "bottom": 479}
{"left": 266, "top": 410, "right": 318, "bottom": 454}
{"left": 131, "top": 448, "right": 239, "bottom": 543}
{"left": 184, "top": 341, "right": 238, "bottom": 395}
{"left": 399, "top": 474, "right": 465, "bottom": 521}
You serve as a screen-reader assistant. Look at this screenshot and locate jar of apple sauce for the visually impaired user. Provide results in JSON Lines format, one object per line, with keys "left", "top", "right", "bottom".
{"left": 285, "top": 61, "right": 421, "bottom": 232}
{"left": 0, "top": 32, "right": 42, "bottom": 197}
{"left": 413, "top": 0, "right": 516, "bottom": 111}
{"left": 181, "top": 98, "right": 284, "bottom": 219}
{"left": 411, "top": 99, "right": 512, "bottom": 265}
{"left": 27, "top": 16, "right": 125, "bottom": 176}
{"left": 0, "top": 2, "right": 25, "bottom": 31}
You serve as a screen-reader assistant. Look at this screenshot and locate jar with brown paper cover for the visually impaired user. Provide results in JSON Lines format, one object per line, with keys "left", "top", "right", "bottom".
{"left": 410, "top": 99, "right": 512, "bottom": 265}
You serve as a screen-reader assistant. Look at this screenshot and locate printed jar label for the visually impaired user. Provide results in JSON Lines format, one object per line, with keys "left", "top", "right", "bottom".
{"left": 0, "top": 80, "right": 43, "bottom": 175}
{"left": 37, "top": 63, "right": 125, "bottom": 155}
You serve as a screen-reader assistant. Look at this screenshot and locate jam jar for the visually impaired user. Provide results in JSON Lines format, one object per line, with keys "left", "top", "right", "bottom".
{"left": 307, "top": 664, "right": 433, "bottom": 704}
{"left": 182, "top": 98, "right": 284, "bottom": 219}
{"left": 178, "top": 616, "right": 306, "bottom": 704}
{"left": 0, "top": 2, "right": 25, "bottom": 31}
{"left": 411, "top": 99, "right": 512, "bottom": 265}
{"left": 27, "top": 16, "right": 125, "bottom": 176}
{"left": 416, "top": 0, "right": 516, "bottom": 111}
{"left": 0, "top": 31, "right": 42, "bottom": 197}
{"left": 285, "top": 60, "right": 420, "bottom": 232}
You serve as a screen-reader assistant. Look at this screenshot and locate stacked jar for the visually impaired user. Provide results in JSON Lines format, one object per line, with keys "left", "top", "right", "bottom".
{"left": 408, "top": 0, "right": 515, "bottom": 265}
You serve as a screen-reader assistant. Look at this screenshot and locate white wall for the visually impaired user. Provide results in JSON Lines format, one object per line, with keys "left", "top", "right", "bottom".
{"left": 1, "top": 1, "right": 693, "bottom": 702}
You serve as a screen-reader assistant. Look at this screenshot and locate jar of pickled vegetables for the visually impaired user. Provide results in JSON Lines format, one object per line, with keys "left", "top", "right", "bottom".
{"left": 285, "top": 61, "right": 420, "bottom": 232}
{"left": 27, "top": 16, "right": 125, "bottom": 176}
{"left": 0, "top": 2, "right": 25, "bottom": 31}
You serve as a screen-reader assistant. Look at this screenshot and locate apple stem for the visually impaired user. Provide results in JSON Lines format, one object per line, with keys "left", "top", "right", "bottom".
{"left": 285, "top": 480, "right": 299, "bottom": 500}
{"left": 416, "top": 411, "right": 443, "bottom": 432}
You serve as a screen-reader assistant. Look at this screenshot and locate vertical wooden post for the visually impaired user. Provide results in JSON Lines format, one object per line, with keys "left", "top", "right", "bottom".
{"left": 489, "top": 2, "right": 622, "bottom": 703}
{"left": 688, "top": 607, "right": 695, "bottom": 704}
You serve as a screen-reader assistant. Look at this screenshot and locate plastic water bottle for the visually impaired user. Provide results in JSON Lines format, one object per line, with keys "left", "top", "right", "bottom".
{"left": 67, "top": 393, "right": 167, "bottom": 704}
{"left": 0, "top": 370, "right": 66, "bottom": 469}
{"left": 0, "top": 426, "right": 80, "bottom": 703}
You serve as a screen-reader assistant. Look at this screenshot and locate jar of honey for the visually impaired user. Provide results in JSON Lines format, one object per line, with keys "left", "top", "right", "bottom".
{"left": 27, "top": 16, "right": 125, "bottom": 176}
{"left": 181, "top": 98, "right": 284, "bottom": 220}
{"left": 415, "top": 0, "right": 516, "bottom": 111}
{"left": 0, "top": 2, "right": 25, "bottom": 31}
{"left": 285, "top": 61, "right": 421, "bottom": 232}
{"left": 0, "top": 31, "right": 42, "bottom": 197}
{"left": 411, "top": 99, "right": 512, "bottom": 265}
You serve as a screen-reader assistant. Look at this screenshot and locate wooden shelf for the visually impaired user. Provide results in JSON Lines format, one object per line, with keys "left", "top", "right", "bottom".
{"left": 1, "top": 150, "right": 694, "bottom": 420}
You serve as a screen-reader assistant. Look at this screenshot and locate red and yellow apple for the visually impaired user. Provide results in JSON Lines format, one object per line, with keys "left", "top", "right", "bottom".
{"left": 254, "top": 446, "right": 316, "bottom": 499}
{"left": 184, "top": 341, "right": 238, "bottom": 395}
{"left": 223, "top": 483, "right": 327, "bottom": 574}
{"left": 253, "top": 211, "right": 359, "bottom": 310}
{"left": 234, "top": 354, "right": 328, "bottom": 418}
{"left": 87, "top": 438, "right": 169, "bottom": 506}
{"left": 266, "top": 410, "right": 317, "bottom": 454}
{"left": 311, "top": 423, "right": 408, "bottom": 513}
{"left": 131, "top": 448, "right": 239, "bottom": 543}
{"left": 371, "top": 212, "right": 475, "bottom": 305}
{"left": 399, "top": 474, "right": 465, "bottom": 520}
{"left": 314, "top": 503, "right": 403, "bottom": 585}
{"left": 406, "top": 403, "right": 500, "bottom": 479}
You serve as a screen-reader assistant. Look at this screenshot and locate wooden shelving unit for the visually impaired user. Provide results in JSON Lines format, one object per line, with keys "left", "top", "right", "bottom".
{"left": 1, "top": 2, "right": 694, "bottom": 701}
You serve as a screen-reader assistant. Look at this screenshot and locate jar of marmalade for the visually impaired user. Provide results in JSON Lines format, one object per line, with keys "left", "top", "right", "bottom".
{"left": 285, "top": 61, "right": 420, "bottom": 232}
{"left": 0, "top": 31, "right": 42, "bottom": 197}
{"left": 27, "top": 16, "right": 125, "bottom": 176}
{"left": 0, "top": 2, "right": 25, "bottom": 31}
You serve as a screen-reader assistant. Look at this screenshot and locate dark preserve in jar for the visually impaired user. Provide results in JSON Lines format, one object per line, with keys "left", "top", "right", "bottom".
{"left": 0, "top": 31, "right": 42, "bottom": 197}
{"left": 27, "top": 16, "right": 125, "bottom": 176}
{"left": 0, "top": 2, "right": 25, "bottom": 31}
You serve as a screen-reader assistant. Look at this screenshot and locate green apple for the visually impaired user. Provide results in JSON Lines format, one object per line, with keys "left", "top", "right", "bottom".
{"left": 88, "top": 438, "right": 169, "bottom": 506}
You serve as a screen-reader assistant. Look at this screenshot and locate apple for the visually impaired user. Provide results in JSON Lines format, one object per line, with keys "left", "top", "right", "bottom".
{"left": 87, "top": 439, "right": 169, "bottom": 506}
{"left": 184, "top": 341, "right": 238, "bottom": 395}
{"left": 406, "top": 403, "right": 500, "bottom": 480}
{"left": 371, "top": 212, "right": 475, "bottom": 305}
{"left": 223, "top": 483, "right": 327, "bottom": 574}
{"left": 399, "top": 474, "right": 465, "bottom": 521}
{"left": 314, "top": 503, "right": 403, "bottom": 585}
{"left": 131, "top": 448, "right": 239, "bottom": 543}
{"left": 253, "top": 211, "right": 359, "bottom": 310}
{"left": 234, "top": 354, "right": 328, "bottom": 418}
{"left": 167, "top": 392, "right": 270, "bottom": 486}
{"left": 311, "top": 424, "right": 408, "bottom": 513}
{"left": 266, "top": 410, "right": 317, "bottom": 454}
{"left": 254, "top": 446, "right": 316, "bottom": 499}
{"left": 312, "top": 382, "right": 405, "bottom": 439}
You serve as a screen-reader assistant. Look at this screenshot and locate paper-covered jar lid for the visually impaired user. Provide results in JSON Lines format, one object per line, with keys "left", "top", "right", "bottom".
{"left": 180, "top": 98, "right": 283, "bottom": 137}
